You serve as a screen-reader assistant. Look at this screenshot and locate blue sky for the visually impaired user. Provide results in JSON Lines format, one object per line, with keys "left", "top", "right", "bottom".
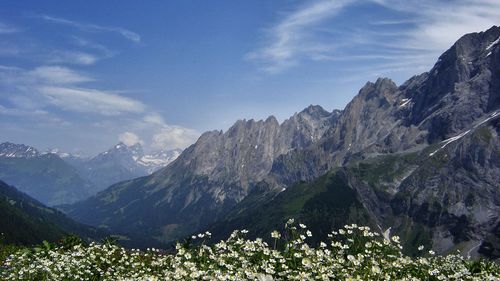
{"left": 0, "top": 0, "right": 499, "bottom": 155}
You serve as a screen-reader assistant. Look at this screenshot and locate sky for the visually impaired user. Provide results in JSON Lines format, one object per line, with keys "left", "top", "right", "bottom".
{"left": 0, "top": 0, "right": 499, "bottom": 156}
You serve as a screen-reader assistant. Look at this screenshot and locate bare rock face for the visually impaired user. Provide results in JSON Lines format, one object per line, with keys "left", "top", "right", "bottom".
{"left": 270, "top": 26, "right": 500, "bottom": 186}
{"left": 66, "top": 26, "right": 500, "bottom": 256}
{"left": 65, "top": 105, "right": 340, "bottom": 242}
{"left": 393, "top": 122, "right": 500, "bottom": 257}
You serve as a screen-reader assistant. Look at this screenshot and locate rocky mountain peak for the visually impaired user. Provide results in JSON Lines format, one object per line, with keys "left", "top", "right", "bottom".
{"left": 64, "top": 26, "right": 500, "bottom": 254}
{"left": 265, "top": 115, "right": 279, "bottom": 125}
{"left": 99, "top": 142, "right": 144, "bottom": 159}
{"left": 271, "top": 26, "right": 500, "bottom": 184}
{"left": 299, "top": 105, "right": 330, "bottom": 118}
{"left": 357, "top": 77, "right": 398, "bottom": 102}
{"left": 405, "top": 25, "right": 500, "bottom": 142}
{"left": 0, "top": 142, "right": 40, "bottom": 158}
{"left": 68, "top": 103, "right": 342, "bottom": 242}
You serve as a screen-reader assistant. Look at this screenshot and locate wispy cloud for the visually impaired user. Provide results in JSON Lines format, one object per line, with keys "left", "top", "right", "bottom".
{"left": 0, "top": 65, "right": 144, "bottom": 115}
{"left": 0, "top": 64, "right": 198, "bottom": 150}
{"left": 28, "top": 65, "right": 94, "bottom": 84}
{"left": 151, "top": 126, "right": 199, "bottom": 150}
{"left": 375, "top": 0, "right": 500, "bottom": 51}
{"left": 1, "top": 13, "right": 199, "bottom": 153}
{"left": 248, "top": 0, "right": 500, "bottom": 75}
{"left": 369, "top": 19, "right": 422, "bottom": 26}
{"left": 141, "top": 113, "right": 199, "bottom": 150}
{"left": 47, "top": 51, "right": 100, "bottom": 65}
{"left": 37, "top": 15, "right": 141, "bottom": 43}
{"left": 71, "top": 37, "right": 114, "bottom": 57}
{"left": 0, "top": 104, "right": 67, "bottom": 125}
{"left": 246, "top": 0, "right": 354, "bottom": 74}
{"left": 119, "top": 132, "right": 143, "bottom": 146}
{"left": 0, "top": 22, "right": 20, "bottom": 34}
{"left": 40, "top": 86, "right": 145, "bottom": 115}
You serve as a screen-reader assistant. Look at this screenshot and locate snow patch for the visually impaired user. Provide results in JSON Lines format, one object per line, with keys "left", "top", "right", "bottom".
{"left": 474, "top": 110, "right": 500, "bottom": 128}
{"left": 399, "top": 98, "right": 411, "bottom": 108}
{"left": 429, "top": 110, "right": 500, "bottom": 157}
{"left": 486, "top": 36, "right": 500, "bottom": 50}
{"left": 429, "top": 130, "right": 471, "bottom": 157}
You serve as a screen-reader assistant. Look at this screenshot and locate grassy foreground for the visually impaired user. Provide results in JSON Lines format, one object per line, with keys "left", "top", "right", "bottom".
{"left": 1, "top": 221, "right": 499, "bottom": 280}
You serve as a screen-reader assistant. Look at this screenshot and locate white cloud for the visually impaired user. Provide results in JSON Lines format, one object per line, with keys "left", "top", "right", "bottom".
{"left": 0, "top": 64, "right": 198, "bottom": 152}
{"left": 38, "top": 15, "right": 141, "bottom": 43}
{"left": 374, "top": 0, "right": 500, "bottom": 51}
{"left": 143, "top": 113, "right": 166, "bottom": 126}
{"left": 246, "top": 0, "right": 354, "bottom": 74}
{"left": 0, "top": 104, "right": 69, "bottom": 125}
{"left": 152, "top": 126, "right": 199, "bottom": 150}
{"left": 119, "top": 131, "right": 143, "bottom": 146}
{"left": 248, "top": 0, "right": 500, "bottom": 75}
{"left": 0, "top": 64, "right": 145, "bottom": 115}
{"left": 48, "top": 51, "right": 100, "bottom": 65}
{"left": 28, "top": 66, "right": 93, "bottom": 84}
{"left": 140, "top": 113, "right": 199, "bottom": 150}
{"left": 71, "top": 37, "right": 114, "bottom": 57}
{"left": 39, "top": 86, "right": 145, "bottom": 115}
{"left": 0, "top": 22, "right": 20, "bottom": 34}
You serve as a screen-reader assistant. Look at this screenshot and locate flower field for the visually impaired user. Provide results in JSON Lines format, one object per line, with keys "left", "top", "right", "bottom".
{"left": 1, "top": 221, "right": 499, "bottom": 280}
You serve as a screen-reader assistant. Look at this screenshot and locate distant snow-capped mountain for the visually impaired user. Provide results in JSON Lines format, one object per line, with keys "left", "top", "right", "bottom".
{"left": 0, "top": 142, "right": 40, "bottom": 158}
{"left": 91, "top": 142, "right": 180, "bottom": 173}
{"left": 0, "top": 142, "right": 95, "bottom": 206}
{"left": 73, "top": 142, "right": 182, "bottom": 191}
{"left": 43, "top": 148, "right": 86, "bottom": 159}
{"left": 0, "top": 141, "right": 183, "bottom": 203}
{"left": 138, "top": 149, "right": 182, "bottom": 173}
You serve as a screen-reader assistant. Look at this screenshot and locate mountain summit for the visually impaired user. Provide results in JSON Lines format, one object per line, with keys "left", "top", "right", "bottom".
{"left": 64, "top": 26, "right": 500, "bottom": 257}
{"left": 0, "top": 142, "right": 40, "bottom": 158}
{"left": 65, "top": 105, "right": 340, "bottom": 243}
{"left": 0, "top": 142, "right": 95, "bottom": 206}
{"left": 74, "top": 142, "right": 182, "bottom": 191}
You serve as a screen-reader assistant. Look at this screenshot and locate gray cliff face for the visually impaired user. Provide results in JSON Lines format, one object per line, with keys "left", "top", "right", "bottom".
{"left": 165, "top": 105, "right": 339, "bottom": 202}
{"left": 65, "top": 26, "right": 500, "bottom": 255}
{"left": 403, "top": 26, "right": 500, "bottom": 143}
{"left": 270, "top": 26, "right": 500, "bottom": 187}
{"left": 210, "top": 115, "right": 500, "bottom": 257}
{"left": 213, "top": 26, "right": 500, "bottom": 256}
{"left": 66, "top": 105, "right": 340, "bottom": 242}
{"left": 399, "top": 122, "right": 500, "bottom": 256}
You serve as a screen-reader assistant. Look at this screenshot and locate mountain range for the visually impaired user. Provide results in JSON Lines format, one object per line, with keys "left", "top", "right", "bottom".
{"left": 67, "top": 142, "right": 182, "bottom": 192}
{"left": 0, "top": 142, "right": 95, "bottom": 206}
{"left": 7, "top": 26, "right": 500, "bottom": 259}
{"left": 0, "top": 142, "right": 181, "bottom": 206}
